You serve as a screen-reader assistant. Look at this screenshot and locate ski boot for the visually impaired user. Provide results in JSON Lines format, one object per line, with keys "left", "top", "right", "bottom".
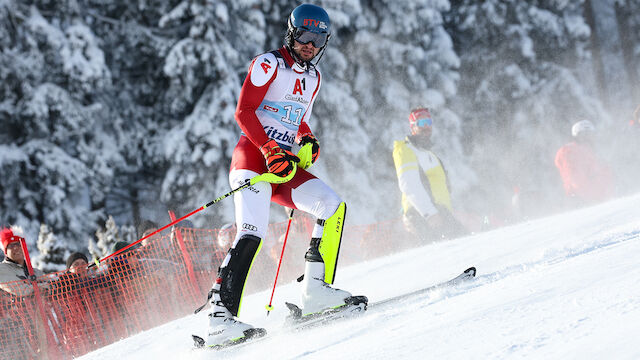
{"left": 301, "top": 260, "right": 354, "bottom": 315}
{"left": 293, "top": 239, "right": 367, "bottom": 320}
{"left": 203, "top": 284, "right": 265, "bottom": 348}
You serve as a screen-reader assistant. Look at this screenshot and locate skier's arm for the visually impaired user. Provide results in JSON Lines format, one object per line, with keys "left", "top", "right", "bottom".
{"left": 392, "top": 141, "right": 438, "bottom": 217}
{"left": 0, "top": 267, "right": 49, "bottom": 296}
{"left": 235, "top": 53, "right": 278, "bottom": 149}
{"left": 297, "top": 121, "right": 314, "bottom": 139}
{"left": 0, "top": 281, "right": 35, "bottom": 296}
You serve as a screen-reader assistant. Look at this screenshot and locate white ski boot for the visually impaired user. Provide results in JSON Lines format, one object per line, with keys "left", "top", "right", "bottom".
{"left": 300, "top": 260, "right": 353, "bottom": 316}
{"left": 205, "top": 287, "right": 263, "bottom": 348}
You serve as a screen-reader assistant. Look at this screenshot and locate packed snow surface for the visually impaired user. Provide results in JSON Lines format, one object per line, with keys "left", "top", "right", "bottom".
{"left": 80, "top": 193, "right": 640, "bottom": 359}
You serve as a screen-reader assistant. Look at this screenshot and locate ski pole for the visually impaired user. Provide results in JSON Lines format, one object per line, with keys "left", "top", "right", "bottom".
{"left": 19, "top": 238, "right": 63, "bottom": 359}
{"left": 265, "top": 208, "right": 295, "bottom": 316}
{"left": 95, "top": 165, "right": 298, "bottom": 266}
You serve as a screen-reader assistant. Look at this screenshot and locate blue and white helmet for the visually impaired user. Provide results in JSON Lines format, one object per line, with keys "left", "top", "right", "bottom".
{"left": 285, "top": 4, "right": 331, "bottom": 64}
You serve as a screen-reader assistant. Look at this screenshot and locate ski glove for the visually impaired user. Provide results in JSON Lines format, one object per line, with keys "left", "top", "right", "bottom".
{"left": 297, "top": 134, "right": 320, "bottom": 165}
{"left": 260, "top": 139, "right": 300, "bottom": 178}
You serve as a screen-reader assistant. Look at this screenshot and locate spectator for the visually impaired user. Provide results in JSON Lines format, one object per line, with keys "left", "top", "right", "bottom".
{"left": 169, "top": 218, "right": 196, "bottom": 261}
{"left": 136, "top": 219, "right": 178, "bottom": 265}
{"left": 171, "top": 219, "right": 196, "bottom": 248}
{"left": 392, "top": 107, "right": 467, "bottom": 244}
{"left": 50, "top": 252, "right": 105, "bottom": 356}
{"left": 50, "top": 252, "right": 107, "bottom": 306}
{"left": 205, "top": 223, "right": 235, "bottom": 270}
{"left": 136, "top": 218, "right": 184, "bottom": 273}
{"left": 0, "top": 227, "right": 49, "bottom": 296}
{"left": 193, "top": 222, "right": 234, "bottom": 273}
{"left": 0, "top": 227, "right": 49, "bottom": 360}
{"left": 67, "top": 252, "right": 89, "bottom": 275}
{"left": 174, "top": 221, "right": 217, "bottom": 273}
{"left": 137, "top": 219, "right": 160, "bottom": 247}
{"left": 216, "top": 223, "right": 235, "bottom": 250}
{"left": 106, "top": 241, "right": 141, "bottom": 279}
{"left": 554, "top": 120, "right": 614, "bottom": 206}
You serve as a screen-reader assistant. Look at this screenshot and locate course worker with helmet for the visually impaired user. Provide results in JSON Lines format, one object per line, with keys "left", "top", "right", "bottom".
{"left": 392, "top": 107, "right": 466, "bottom": 242}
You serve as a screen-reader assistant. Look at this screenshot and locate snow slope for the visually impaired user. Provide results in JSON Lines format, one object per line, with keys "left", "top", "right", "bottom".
{"left": 80, "top": 193, "right": 640, "bottom": 359}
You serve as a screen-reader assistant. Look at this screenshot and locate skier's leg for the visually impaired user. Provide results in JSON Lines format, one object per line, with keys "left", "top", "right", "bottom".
{"left": 272, "top": 171, "right": 353, "bottom": 315}
{"left": 206, "top": 169, "right": 271, "bottom": 346}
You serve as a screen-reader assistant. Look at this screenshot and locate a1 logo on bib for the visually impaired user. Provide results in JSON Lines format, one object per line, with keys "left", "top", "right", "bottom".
{"left": 261, "top": 58, "right": 272, "bottom": 74}
{"left": 293, "top": 78, "right": 306, "bottom": 95}
{"left": 251, "top": 53, "right": 277, "bottom": 86}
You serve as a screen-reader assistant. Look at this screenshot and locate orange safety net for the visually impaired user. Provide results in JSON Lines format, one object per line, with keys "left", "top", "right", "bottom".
{"left": 0, "top": 216, "right": 409, "bottom": 359}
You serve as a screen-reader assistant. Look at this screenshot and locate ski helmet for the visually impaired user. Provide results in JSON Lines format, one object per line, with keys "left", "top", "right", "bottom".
{"left": 285, "top": 4, "right": 331, "bottom": 64}
{"left": 409, "top": 107, "right": 433, "bottom": 135}
{"left": 571, "top": 119, "right": 595, "bottom": 137}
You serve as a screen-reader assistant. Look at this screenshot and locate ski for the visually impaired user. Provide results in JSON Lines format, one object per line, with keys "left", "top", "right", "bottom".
{"left": 191, "top": 327, "right": 267, "bottom": 350}
{"left": 369, "top": 266, "right": 476, "bottom": 310}
{"left": 285, "top": 266, "right": 476, "bottom": 330}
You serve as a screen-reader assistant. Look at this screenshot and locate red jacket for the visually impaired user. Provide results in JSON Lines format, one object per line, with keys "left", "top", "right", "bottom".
{"left": 554, "top": 141, "right": 614, "bottom": 203}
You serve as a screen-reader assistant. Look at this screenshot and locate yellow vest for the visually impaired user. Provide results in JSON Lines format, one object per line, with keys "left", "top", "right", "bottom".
{"left": 392, "top": 139, "right": 452, "bottom": 214}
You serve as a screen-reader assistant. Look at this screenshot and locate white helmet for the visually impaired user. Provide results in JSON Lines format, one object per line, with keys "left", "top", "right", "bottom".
{"left": 216, "top": 223, "right": 236, "bottom": 249}
{"left": 571, "top": 120, "right": 595, "bottom": 137}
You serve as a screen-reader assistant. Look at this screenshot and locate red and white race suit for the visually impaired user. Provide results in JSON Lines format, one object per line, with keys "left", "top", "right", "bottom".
{"left": 229, "top": 46, "right": 341, "bottom": 244}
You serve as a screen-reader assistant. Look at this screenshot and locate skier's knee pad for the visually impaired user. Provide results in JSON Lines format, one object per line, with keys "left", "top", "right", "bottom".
{"left": 218, "top": 234, "right": 262, "bottom": 316}
{"left": 316, "top": 202, "right": 346, "bottom": 284}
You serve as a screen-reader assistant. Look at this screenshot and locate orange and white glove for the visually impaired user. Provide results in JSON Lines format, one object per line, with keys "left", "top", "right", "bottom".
{"left": 260, "top": 139, "right": 300, "bottom": 177}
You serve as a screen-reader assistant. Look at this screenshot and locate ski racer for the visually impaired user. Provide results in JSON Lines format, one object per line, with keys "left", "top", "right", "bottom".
{"left": 554, "top": 119, "right": 614, "bottom": 206}
{"left": 392, "top": 107, "right": 466, "bottom": 242}
{"left": 204, "top": 4, "right": 359, "bottom": 347}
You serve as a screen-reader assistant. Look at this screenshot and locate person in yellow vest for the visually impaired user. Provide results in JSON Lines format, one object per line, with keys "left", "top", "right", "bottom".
{"left": 392, "top": 107, "right": 466, "bottom": 242}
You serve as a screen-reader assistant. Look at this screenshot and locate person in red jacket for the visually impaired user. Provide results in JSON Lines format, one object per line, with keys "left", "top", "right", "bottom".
{"left": 554, "top": 120, "right": 614, "bottom": 206}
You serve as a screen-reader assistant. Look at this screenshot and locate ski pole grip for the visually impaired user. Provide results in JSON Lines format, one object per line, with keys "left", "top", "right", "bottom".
{"left": 251, "top": 163, "right": 298, "bottom": 185}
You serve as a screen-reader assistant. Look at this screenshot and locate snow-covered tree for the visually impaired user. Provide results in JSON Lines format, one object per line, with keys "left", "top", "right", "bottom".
{"left": 1, "top": 1, "right": 172, "bottom": 246}
{"left": 445, "top": 0, "right": 610, "bottom": 216}
{"left": 612, "top": 0, "right": 640, "bottom": 103}
{"left": 33, "top": 223, "right": 69, "bottom": 273}
{"left": 91, "top": 215, "right": 123, "bottom": 258}
{"left": 0, "top": 4, "right": 122, "bottom": 247}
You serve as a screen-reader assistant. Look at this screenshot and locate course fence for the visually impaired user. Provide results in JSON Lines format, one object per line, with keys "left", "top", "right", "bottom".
{"left": 0, "top": 215, "right": 411, "bottom": 360}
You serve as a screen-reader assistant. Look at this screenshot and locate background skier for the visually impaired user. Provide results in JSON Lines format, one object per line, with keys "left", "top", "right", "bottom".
{"left": 554, "top": 120, "right": 615, "bottom": 206}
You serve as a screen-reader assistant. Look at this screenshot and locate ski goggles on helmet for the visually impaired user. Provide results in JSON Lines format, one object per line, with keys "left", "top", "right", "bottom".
{"left": 415, "top": 117, "right": 432, "bottom": 127}
{"left": 294, "top": 29, "right": 329, "bottom": 48}
{"left": 409, "top": 108, "right": 433, "bottom": 128}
